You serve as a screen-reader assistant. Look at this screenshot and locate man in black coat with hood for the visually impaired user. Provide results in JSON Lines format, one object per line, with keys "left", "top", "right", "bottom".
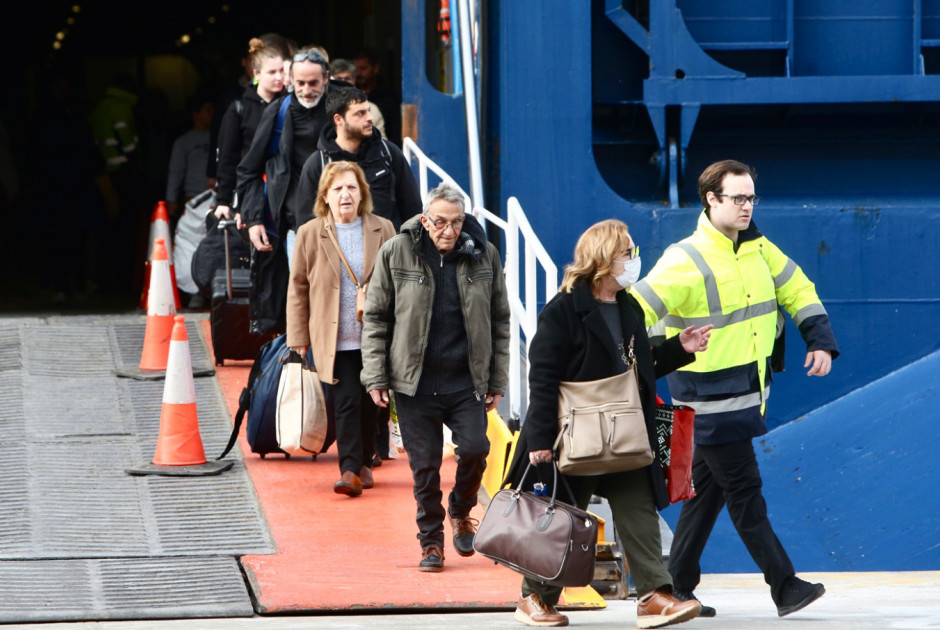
{"left": 295, "top": 86, "right": 421, "bottom": 232}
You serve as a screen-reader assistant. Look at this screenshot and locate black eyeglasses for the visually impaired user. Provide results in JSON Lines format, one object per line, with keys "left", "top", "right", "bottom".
{"left": 716, "top": 193, "right": 761, "bottom": 206}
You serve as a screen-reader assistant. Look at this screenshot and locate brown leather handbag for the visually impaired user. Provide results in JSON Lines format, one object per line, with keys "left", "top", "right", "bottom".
{"left": 553, "top": 335, "right": 654, "bottom": 475}
{"left": 473, "top": 463, "right": 597, "bottom": 587}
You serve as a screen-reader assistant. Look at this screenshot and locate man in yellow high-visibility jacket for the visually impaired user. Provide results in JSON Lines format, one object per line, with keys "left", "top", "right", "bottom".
{"left": 631, "top": 159, "right": 839, "bottom": 619}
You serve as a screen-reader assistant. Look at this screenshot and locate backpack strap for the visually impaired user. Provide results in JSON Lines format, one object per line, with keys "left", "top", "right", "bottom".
{"left": 380, "top": 138, "right": 392, "bottom": 169}
{"left": 266, "top": 94, "right": 292, "bottom": 156}
{"left": 216, "top": 345, "right": 267, "bottom": 460}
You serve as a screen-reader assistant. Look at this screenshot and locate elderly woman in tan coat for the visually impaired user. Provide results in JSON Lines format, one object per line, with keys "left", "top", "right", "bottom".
{"left": 286, "top": 161, "right": 396, "bottom": 496}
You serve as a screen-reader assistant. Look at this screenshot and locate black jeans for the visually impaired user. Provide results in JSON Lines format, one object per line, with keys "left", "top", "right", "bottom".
{"left": 394, "top": 388, "right": 489, "bottom": 550}
{"left": 333, "top": 350, "right": 379, "bottom": 475}
{"left": 668, "top": 439, "right": 795, "bottom": 601}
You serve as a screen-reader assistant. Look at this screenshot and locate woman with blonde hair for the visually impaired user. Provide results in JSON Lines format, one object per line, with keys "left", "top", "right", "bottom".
{"left": 286, "top": 161, "right": 396, "bottom": 496}
{"left": 214, "top": 37, "right": 286, "bottom": 221}
{"left": 504, "top": 219, "right": 712, "bottom": 629}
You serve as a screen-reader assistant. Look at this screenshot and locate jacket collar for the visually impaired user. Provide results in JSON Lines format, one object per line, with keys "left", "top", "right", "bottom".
{"left": 318, "top": 213, "right": 386, "bottom": 283}
{"left": 401, "top": 212, "right": 487, "bottom": 261}
{"left": 571, "top": 281, "right": 639, "bottom": 368}
{"left": 696, "top": 209, "right": 763, "bottom": 251}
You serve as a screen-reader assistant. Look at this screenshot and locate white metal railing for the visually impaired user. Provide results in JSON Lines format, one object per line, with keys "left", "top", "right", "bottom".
{"left": 403, "top": 138, "right": 558, "bottom": 421}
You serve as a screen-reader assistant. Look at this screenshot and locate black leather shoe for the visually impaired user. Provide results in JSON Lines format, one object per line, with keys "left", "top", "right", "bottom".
{"left": 674, "top": 589, "right": 716, "bottom": 617}
{"left": 775, "top": 576, "right": 825, "bottom": 617}
{"left": 451, "top": 516, "right": 479, "bottom": 557}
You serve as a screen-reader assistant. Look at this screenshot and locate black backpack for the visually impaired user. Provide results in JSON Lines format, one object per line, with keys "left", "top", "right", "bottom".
{"left": 217, "top": 334, "right": 335, "bottom": 459}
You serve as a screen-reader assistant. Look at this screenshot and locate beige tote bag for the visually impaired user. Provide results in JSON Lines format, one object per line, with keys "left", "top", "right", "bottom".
{"left": 553, "top": 336, "right": 653, "bottom": 475}
{"left": 276, "top": 354, "right": 329, "bottom": 456}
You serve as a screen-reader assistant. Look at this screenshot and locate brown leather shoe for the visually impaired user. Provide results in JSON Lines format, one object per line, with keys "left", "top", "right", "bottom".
{"left": 360, "top": 466, "right": 374, "bottom": 489}
{"left": 636, "top": 589, "right": 701, "bottom": 628}
{"left": 419, "top": 546, "right": 444, "bottom": 572}
{"left": 333, "top": 470, "right": 362, "bottom": 496}
{"left": 514, "top": 593, "right": 568, "bottom": 627}
{"left": 450, "top": 516, "right": 478, "bottom": 556}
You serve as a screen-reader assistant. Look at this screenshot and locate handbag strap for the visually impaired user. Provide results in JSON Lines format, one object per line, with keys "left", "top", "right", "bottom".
{"left": 618, "top": 334, "right": 636, "bottom": 368}
{"left": 516, "top": 462, "right": 578, "bottom": 510}
{"left": 324, "top": 217, "right": 361, "bottom": 288}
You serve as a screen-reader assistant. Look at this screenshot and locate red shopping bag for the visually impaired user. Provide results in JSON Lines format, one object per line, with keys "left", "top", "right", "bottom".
{"left": 654, "top": 396, "right": 696, "bottom": 503}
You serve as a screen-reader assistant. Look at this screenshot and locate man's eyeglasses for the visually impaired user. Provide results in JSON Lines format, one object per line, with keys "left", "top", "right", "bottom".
{"left": 293, "top": 49, "right": 326, "bottom": 64}
{"left": 428, "top": 215, "right": 465, "bottom": 231}
{"left": 613, "top": 246, "right": 640, "bottom": 262}
{"left": 716, "top": 193, "right": 761, "bottom": 206}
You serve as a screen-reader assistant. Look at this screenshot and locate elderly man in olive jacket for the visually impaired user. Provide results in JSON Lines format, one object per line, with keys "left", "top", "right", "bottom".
{"left": 361, "top": 182, "right": 510, "bottom": 573}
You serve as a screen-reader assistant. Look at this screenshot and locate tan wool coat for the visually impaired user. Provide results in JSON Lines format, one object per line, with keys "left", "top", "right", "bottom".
{"left": 286, "top": 212, "right": 396, "bottom": 384}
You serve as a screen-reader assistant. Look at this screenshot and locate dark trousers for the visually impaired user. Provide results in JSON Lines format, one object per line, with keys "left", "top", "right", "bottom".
{"left": 394, "top": 388, "right": 489, "bottom": 550}
{"left": 333, "top": 350, "right": 379, "bottom": 475}
{"left": 668, "top": 439, "right": 794, "bottom": 601}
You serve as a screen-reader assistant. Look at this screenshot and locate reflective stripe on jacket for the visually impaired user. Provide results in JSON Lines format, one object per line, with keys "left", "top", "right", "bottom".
{"left": 630, "top": 210, "right": 838, "bottom": 445}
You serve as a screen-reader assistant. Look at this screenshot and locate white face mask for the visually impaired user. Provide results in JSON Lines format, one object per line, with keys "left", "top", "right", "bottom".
{"left": 613, "top": 256, "right": 642, "bottom": 288}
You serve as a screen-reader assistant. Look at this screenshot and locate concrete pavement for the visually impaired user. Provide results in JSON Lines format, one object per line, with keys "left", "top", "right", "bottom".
{"left": 13, "top": 572, "right": 940, "bottom": 629}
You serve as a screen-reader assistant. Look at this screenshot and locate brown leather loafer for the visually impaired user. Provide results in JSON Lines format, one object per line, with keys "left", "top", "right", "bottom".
{"left": 360, "top": 466, "right": 374, "bottom": 489}
{"left": 333, "top": 470, "right": 362, "bottom": 496}
{"left": 514, "top": 593, "right": 568, "bottom": 627}
{"left": 636, "top": 589, "right": 701, "bottom": 628}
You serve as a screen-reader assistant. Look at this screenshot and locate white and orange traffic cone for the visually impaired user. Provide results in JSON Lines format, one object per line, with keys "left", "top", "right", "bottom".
{"left": 116, "top": 237, "right": 215, "bottom": 380}
{"left": 139, "top": 237, "right": 177, "bottom": 371}
{"left": 140, "top": 201, "right": 182, "bottom": 310}
{"left": 126, "top": 315, "right": 232, "bottom": 476}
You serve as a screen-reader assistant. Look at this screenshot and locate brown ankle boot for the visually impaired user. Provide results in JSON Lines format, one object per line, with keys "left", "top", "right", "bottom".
{"left": 334, "top": 470, "right": 362, "bottom": 496}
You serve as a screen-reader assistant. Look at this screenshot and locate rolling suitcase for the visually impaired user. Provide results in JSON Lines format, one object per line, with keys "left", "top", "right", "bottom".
{"left": 210, "top": 220, "right": 270, "bottom": 364}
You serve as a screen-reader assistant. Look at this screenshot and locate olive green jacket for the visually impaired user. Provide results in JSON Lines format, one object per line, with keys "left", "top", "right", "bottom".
{"left": 360, "top": 214, "right": 510, "bottom": 398}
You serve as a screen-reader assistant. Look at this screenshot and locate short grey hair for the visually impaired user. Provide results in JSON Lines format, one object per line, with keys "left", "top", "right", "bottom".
{"left": 423, "top": 182, "right": 466, "bottom": 215}
{"left": 331, "top": 58, "right": 356, "bottom": 77}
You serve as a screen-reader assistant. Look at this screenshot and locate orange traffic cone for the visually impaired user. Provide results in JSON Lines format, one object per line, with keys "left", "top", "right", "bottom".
{"left": 138, "top": 238, "right": 177, "bottom": 371}
{"left": 140, "top": 201, "right": 182, "bottom": 310}
{"left": 125, "top": 315, "right": 232, "bottom": 477}
{"left": 153, "top": 315, "right": 206, "bottom": 465}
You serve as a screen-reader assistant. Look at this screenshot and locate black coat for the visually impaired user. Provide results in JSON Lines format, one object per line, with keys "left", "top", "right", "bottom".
{"left": 215, "top": 85, "right": 277, "bottom": 207}
{"left": 504, "top": 281, "right": 694, "bottom": 510}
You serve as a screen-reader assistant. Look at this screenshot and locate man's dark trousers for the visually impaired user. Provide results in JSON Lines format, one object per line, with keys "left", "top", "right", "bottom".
{"left": 394, "top": 388, "right": 489, "bottom": 551}
{"left": 668, "top": 438, "right": 795, "bottom": 601}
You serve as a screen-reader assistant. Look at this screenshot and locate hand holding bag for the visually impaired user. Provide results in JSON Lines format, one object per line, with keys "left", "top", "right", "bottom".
{"left": 275, "top": 351, "right": 329, "bottom": 456}
{"left": 553, "top": 336, "right": 654, "bottom": 475}
{"left": 655, "top": 396, "right": 696, "bottom": 503}
{"left": 473, "top": 463, "right": 597, "bottom": 587}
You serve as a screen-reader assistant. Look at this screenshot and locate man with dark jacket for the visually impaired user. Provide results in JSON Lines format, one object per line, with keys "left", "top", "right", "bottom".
{"left": 361, "top": 183, "right": 510, "bottom": 573}
{"left": 295, "top": 86, "right": 421, "bottom": 231}
{"left": 235, "top": 48, "right": 332, "bottom": 334}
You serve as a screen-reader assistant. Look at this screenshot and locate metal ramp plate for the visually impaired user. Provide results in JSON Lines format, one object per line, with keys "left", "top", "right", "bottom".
{"left": 0, "top": 315, "right": 272, "bottom": 622}
{"left": 0, "top": 556, "right": 252, "bottom": 623}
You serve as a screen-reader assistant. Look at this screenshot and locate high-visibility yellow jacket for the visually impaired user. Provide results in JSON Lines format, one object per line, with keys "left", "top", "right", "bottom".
{"left": 90, "top": 86, "right": 139, "bottom": 173}
{"left": 630, "top": 210, "right": 838, "bottom": 445}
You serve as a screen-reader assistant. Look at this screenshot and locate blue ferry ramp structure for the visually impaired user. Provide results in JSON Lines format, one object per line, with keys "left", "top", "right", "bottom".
{"left": 661, "top": 348, "right": 940, "bottom": 573}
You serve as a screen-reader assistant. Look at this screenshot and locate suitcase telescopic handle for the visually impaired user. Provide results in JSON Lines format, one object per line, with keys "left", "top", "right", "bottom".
{"left": 217, "top": 219, "right": 237, "bottom": 301}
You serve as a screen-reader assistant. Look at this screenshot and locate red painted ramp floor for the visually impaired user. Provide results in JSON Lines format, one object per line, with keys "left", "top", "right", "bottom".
{"left": 206, "top": 323, "right": 523, "bottom": 613}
